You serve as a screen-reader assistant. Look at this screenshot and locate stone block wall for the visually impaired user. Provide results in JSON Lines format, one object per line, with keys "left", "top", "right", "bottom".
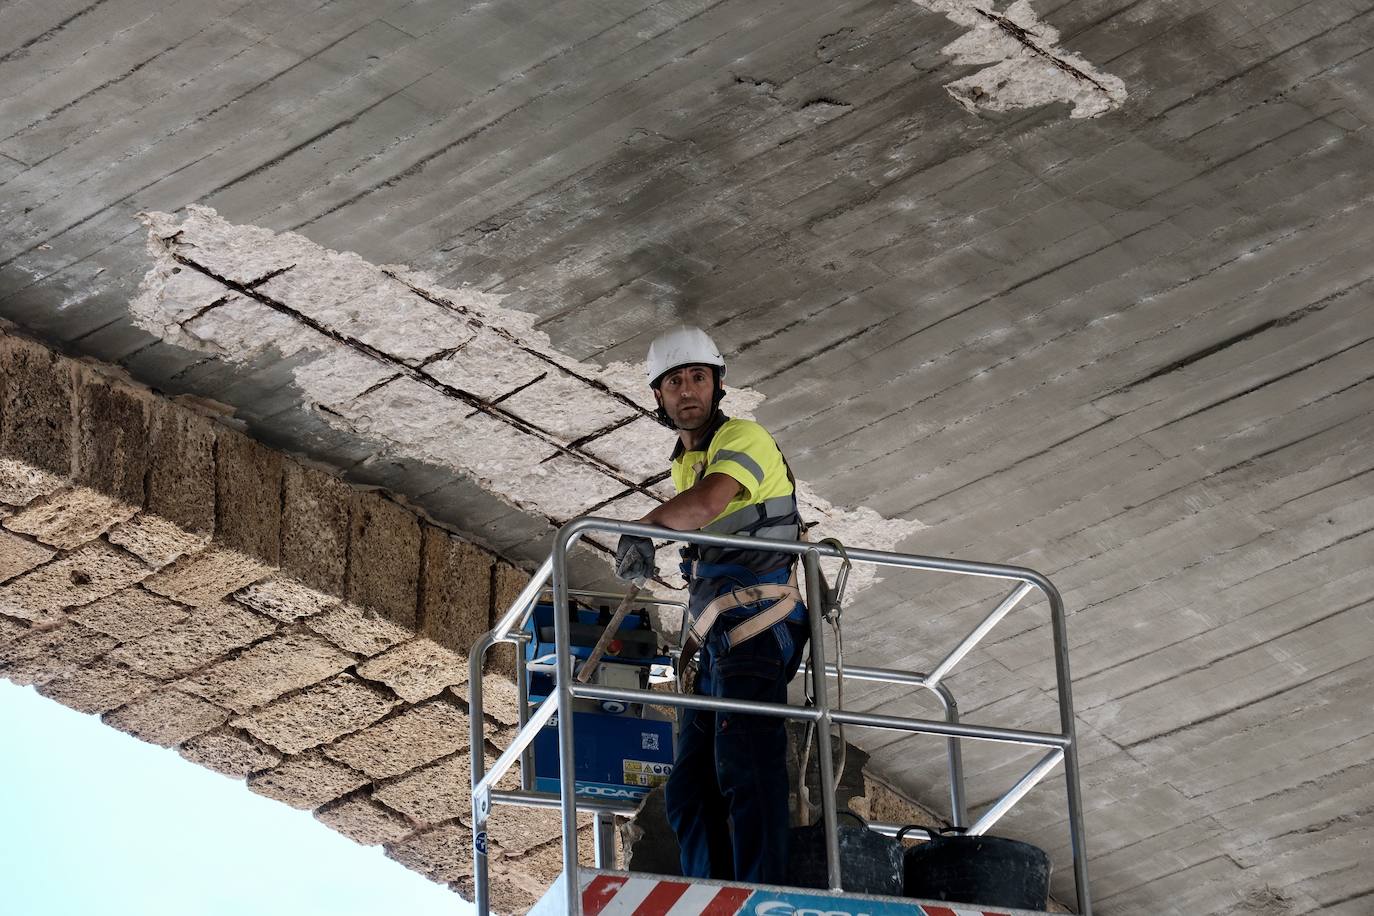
{"left": 0, "top": 329, "right": 557, "bottom": 913}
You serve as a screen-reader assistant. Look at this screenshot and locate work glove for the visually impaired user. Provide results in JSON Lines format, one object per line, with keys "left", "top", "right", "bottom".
{"left": 614, "top": 535, "right": 656, "bottom": 583}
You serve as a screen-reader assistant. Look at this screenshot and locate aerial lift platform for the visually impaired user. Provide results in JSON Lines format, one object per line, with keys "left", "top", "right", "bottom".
{"left": 469, "top": 518, "right": 1090, "bottom": 916}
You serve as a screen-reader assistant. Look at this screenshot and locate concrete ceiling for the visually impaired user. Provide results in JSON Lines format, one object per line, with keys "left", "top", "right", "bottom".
{"left": 3, "top": 0, "right": 1373, "bottom": 912}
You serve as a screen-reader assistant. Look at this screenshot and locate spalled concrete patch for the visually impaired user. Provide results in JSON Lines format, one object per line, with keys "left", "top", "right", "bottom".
{"left": 131, "top": 208, "right": 923, "bottom": 599}
{"left": 917, "top": 0, "right": 1127, "bottom": 118}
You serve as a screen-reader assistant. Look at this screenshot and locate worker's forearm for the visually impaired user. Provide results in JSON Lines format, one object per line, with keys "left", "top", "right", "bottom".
{"left": 639, "top": 489, "right": 722, "bottom": 532}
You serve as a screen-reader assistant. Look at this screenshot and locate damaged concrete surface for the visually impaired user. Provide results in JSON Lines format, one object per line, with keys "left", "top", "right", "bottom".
{"left": 132, "top": 206, "right": 921, "bottom": 597}
{"left": 3, "top": 0, "right": 1374, "bottom": 912}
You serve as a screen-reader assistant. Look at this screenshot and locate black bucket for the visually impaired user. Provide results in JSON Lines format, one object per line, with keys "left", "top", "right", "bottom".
{"left": 900, "top": 826, "right": 1051, "bottom": 911}
{"left": 788, "top": 812, "right": 905, "bottom": 897}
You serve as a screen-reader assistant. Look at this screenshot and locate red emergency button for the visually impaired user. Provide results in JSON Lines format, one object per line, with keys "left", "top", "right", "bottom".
{"left": 608, "top": 639, "right": 623, "bottom": 655}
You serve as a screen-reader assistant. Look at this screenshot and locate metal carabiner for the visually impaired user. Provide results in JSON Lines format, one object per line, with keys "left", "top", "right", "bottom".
{"left": 817, "top": 536, "right": 851, "bottom": 620}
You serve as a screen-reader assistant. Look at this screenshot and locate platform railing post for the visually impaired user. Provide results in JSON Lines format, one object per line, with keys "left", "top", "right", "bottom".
{"left": 469, "top": 631, "right": 493, "bottom": 916}
{"left": 803, "top": 548, "right": 843, "bottom": 892}
{"left": 931, "top": 684, "right": 968, "bottom": 829}
{"left": 1040, "top": 575, "right": 1091, "bottom": 916}
{"left": 552, "top": 527, "right": 582, "bottom": 915}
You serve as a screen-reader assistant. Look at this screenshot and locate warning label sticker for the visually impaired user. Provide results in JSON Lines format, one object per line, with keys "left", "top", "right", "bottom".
{"left": 623, "top": 759, "right": 673, "bottom": 788}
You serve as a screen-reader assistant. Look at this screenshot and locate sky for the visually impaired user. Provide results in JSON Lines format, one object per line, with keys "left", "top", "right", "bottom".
{"left": 0, "top": 681, "right": 475, "bottom": 916}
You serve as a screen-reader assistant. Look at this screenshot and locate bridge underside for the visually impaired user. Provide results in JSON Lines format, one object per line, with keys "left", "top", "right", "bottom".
{"left": 3, "top": 0, "right": 1374, "bottom": 912}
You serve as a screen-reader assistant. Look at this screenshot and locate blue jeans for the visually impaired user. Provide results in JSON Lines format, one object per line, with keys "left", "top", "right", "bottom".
{"left": 664, "top": 619, "right": 809, "bottom": 884}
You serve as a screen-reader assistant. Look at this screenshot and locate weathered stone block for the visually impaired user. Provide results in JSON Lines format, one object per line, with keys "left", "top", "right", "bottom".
{"left": 487, "top": 562, "right": 530, "bottom": 677}
{"left": 480, "top": 672, "right": 522, "bottom": 729}
{"left": 488, "top": 803, "right": 593, "bottom": 858}
{"left": 70, "top": 585, "right": 189, "bottom": 641}
{"left": 420, "top": 527, "right": 492, "bottom": 655}
{"left": 326, "top": 699, "right": 469, "bottom": 779}
{"left": 180, "top": 631, "right": 354, "bottom": 713}
{"left": 38, "top": 657, "right": 160, "bottom": 714}
{"left": 233, "top": 673, "right": 399, "bottom": 755}
{"left": 104, "top": 688, "right": 229, "bottom": 747}
{"left": 145, "top": 399, "right": 215, "bottom": 535}
{"left": 385, "top": 821, "right": 474, "bottom": 884}
{"left": 0, "top": 334, "right": 72, "bottom": 503}
{"left": 0, "top": 542, "right": 149, "bottom": 625}
{"left": 215, "top": 426, "right": 282, "bottom": 565}
{"left": 0, "top": 621, "right": 117, "bottom": 686}
{"left": 4, "top": 487, "right": 140, "bottom": 550}
{"left": 281, "top": 464, "right": 350, "bottom": 595}
{"left": 357, "top": 639, "right": 467, "bottom": 703}
{"left": 316, "top": 793, "right": 413, "bottom": 846}
{"left": 858, "top": 773, "right": 943, "bottom": 830}
{"left": 306, "top": 601, "right": 411, "bottom": 656}
{"left": 503, "top": 824, "right": 596, "bottom": 883}
{"left": 107, "top": 601, "right": 275, "bottom": 679}
{"left": 179, "top": 727, "right": 283, "bottom": 777}
{"left": 247, "top": 751, "right": 368, "bottom": 810}
{"left": 454, "top": 873, "right": 539, "bottom": 915}
{"left": 0, "top": 613, "right": 27, "bottom": 647}
{"left": 74, "top": 368, "right": 150, "bottom": 505}
{"left": 233, "top": 577, "right": 338, "bottom": 622}
{"left": 107, "top": 513, "right": 209, "bottom": 567}
{"left": 0, "top": 529, "right": 55, "bottom": 584}
{"left": 143, "top": 546, "right": 271, "bottom": 607}
{"left": 346, "top": 493, "right": 420, "bottom": 629}
{"left": 374, "top": 751, "right": 508, "bottom": 827}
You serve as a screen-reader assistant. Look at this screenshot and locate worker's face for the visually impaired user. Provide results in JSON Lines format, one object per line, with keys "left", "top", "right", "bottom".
{"left": 656, "top": 365, "right": 717, "bottom": 431}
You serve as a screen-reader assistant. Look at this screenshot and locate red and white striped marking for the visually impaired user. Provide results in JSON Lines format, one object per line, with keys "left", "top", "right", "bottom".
{"left": 577, "top": 873, "right": 1033, "bottom": 916}
{"left": 583, "top": 875, "right": 751, "bottom": 915}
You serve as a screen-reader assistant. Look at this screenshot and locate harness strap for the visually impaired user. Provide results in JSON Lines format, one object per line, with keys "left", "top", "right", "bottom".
{"left": 681, "top": 566, "right": 802, "bottom": 661}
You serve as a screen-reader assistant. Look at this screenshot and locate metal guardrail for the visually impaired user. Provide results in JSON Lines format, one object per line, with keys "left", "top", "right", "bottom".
{"left": 468, "top": 517, "right": 1091, "bottom": 916}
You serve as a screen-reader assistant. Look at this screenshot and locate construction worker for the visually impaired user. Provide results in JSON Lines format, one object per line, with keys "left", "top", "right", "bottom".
{"left": 615, "top": 325, "right": 808, "bottom": 885}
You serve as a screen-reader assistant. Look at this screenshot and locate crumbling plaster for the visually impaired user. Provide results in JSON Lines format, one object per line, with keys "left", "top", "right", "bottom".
{"left": 132, "top": 206, "right": 923, "bottom": 599}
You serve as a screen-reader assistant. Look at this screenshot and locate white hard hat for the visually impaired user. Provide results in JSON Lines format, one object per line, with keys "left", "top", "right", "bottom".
{"left": 646, "top": 326, "right": 725, "bottom": 388}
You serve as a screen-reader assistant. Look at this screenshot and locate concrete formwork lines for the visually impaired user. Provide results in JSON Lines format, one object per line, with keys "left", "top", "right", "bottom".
{"left": 325, "top": 0, "right": 894, "bottom": 259}
{"left": 451, "top": 8, "right": 954, "bottom": 305}
{"left": 280, "top": 0, "right": 752, "bottom": 239}
{"left": 0, "top": 0, "right": 260, "bottom": 147}
{"left": 257, "top": 0, "right": 722, "bottom": 234}
{"left": 0, "top": 19, "right": 422, "bottom": 261}
{"left": 783, "top": 178, "right": 1374, "bottom": 490}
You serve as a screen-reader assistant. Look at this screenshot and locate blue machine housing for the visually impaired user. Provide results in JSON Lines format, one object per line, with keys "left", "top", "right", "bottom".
{"left": 524, "top": 601, "right": 676, "bottom": 802}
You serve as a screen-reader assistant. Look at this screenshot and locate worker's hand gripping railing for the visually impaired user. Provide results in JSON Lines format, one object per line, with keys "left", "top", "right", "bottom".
{"left": 467, "top": 518, "right": 1092, "bottom": 916}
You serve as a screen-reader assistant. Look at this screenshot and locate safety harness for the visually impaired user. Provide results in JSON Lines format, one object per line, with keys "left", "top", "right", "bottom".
{"left": 674, "top": 412, "right": 807, "bottom": 663}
